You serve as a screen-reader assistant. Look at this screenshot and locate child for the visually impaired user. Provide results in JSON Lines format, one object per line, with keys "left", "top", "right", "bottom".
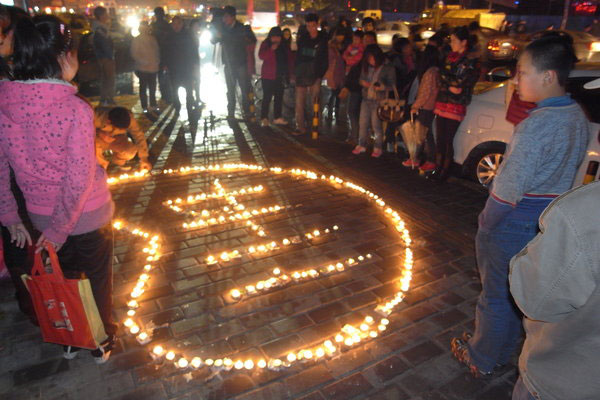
{"left": 451, "top": 33, "right": 589, "bottom": 378}
{"left": 0, "top": 15, "right": 117, "bottom": 363}
{"left": 95, "top": 106, "right": 151, "bottom": 171}
{"left": 343, "top": 30, "right": 364, "bottom": 74}
{"left": 352, "top": 45, "right": 395, "bottom": 158}
{"left": 258, "top": 26, "right": 291, "bottom": 127}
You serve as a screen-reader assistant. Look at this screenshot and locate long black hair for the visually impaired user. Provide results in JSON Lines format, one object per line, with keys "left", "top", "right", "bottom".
{"left": 362, "top": 44, "right": 385, "bottom": 72}
{"left": 12, "top": 15, "right": 73, "bottom": 81}
{"left": 416, "top": 45, "right": 440, "bottom": 80}
{"left": 451, "top": 26, "right": 476, "bottom": 52}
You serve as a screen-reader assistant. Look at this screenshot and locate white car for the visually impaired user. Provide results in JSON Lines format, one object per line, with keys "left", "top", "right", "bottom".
{"left": 453, "top": 65, "right": 600, "bottom": 188}
{"left": 376, "top": 21, "right": 410, "bottom": 47}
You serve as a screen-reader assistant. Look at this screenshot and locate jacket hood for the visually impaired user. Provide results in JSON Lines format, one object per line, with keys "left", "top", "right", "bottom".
{"left": 0, "top": 80, "right": 77, "bottom": 124}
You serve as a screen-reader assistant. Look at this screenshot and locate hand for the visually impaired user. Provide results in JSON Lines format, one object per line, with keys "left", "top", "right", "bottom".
{"left": 139, "top": 159, "right": 152, "bottom": 171}
{"left": 449, "top": 86, "right": 463, "bottom": 94}
{"left": 7, "top": 223, "right": 32, "bottom": 249}
{"left": 410, "top": 107, "right": 418, "bottom": 115}
{"left": 35, "top": 234, "right": 62, "bottom": 254}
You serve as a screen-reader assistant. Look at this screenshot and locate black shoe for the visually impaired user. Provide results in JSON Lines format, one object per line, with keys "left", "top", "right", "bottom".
{"left": 91, "top": 334, "right": 115, "bottom": 364}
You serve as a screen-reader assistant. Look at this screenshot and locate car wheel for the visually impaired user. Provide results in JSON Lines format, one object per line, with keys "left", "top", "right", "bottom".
{"left": 474, "top": 152, "right": 504, "bottom": 187}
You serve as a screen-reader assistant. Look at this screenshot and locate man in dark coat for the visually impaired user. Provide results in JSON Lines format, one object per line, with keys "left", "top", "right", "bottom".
{"left": 151, "top": 6, "right": 173, "bottom": 104}
{"left": 214, "top": 5, "right": 257, "bottom": 119}
{"left": 165, "top": 16, "right": 199, "bottom": 116}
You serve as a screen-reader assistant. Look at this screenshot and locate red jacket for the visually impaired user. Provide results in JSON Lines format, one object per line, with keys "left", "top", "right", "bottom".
{"left": 258, "top": 40, "right": 293, "bottom": 81}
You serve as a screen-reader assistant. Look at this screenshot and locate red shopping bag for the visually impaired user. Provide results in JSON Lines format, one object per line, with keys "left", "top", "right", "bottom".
{"left": 22, "top": 245, "right": 107, "bottom": 349}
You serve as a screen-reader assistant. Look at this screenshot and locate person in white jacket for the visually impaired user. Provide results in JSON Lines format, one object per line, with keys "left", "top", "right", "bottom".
{"left": 130, "top": 21, "right": 160, "bottom": 113}
{"left": 509, "top": 180, "right": 600, "bottom": 400}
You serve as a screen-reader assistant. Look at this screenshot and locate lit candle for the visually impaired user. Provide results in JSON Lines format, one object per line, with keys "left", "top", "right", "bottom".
{"left": 230, "top": 289, "right": 241, "bottom": 299}
{"left": 165, "top": 351, "right": 175, "bottom": 361}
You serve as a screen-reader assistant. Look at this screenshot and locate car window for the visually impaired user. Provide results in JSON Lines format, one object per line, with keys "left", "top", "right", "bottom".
{"left": 391, "top": 24, "right": 399, "bottom": 30}
{"left": 567, "top": 77, "right": 600, "bottom": 123}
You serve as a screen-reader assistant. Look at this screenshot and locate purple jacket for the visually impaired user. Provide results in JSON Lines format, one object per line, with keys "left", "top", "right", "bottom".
{"left": 0, "top": 80, "right": 112, "bottom": 243}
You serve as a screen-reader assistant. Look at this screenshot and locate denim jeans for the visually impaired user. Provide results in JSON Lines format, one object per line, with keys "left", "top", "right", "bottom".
{"left": 468, "top": 207, "right": 542, "bottom": 373}
{"left": 512, "top": 377, "right": 537, "bottom": 400}
{"left": 359, "top": 99, "right": 383, "bottom": 150}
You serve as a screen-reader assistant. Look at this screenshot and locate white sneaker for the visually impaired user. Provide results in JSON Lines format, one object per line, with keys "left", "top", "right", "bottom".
{"left": 63, "top": 346, "right": 80, "bottom": 360}
{"left": 261, "top": 118, "right": 270, "bottom": 127}
{"left": 273, "top": 118, "right": 288, "bottom": 125}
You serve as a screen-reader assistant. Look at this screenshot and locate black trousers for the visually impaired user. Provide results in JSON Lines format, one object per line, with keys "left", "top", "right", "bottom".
{"left": 261, "top": 78, "right": 284, "bottom": 119}
{"left": 135, "top": 71, "right": 157, "bottom": 110}
{"left": 417, "top": 109, "right": 436, "bottom": 163}
{"left": 224, "top": 64, "right": 250, "bottom": 117}
{"left": 158, "top": 69, "right": 173, "bottom": 104}
{"left": 435, "top": 116, "right": 461, "bottom": 170}
{"left": 170, "top": 74, "right": 195, "bottom": 113}
{"left": 57, "top": 224, "right": 117, "bottom": 336}
{"left": 2, "top": 226, "right": 35, "bottom": 320}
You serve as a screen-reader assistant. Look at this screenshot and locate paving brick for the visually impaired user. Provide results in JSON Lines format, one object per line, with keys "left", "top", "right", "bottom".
{"left": 198, "top": 319, "right": 245, "bottom": 343}
{"left": 430, "top": 309, "right": 469, "bottom": 330}
{"left": 13, "top": 358, "right": 70, "bottom": 386}
{"left": 326, "top": 347, "right": 374, "bottom": 378}
{"left": 367, "top": 355, "right": 411, "bottom": 383}
{"left": 438, "top": 372, "right": 489, "bottom": 399}
{"left": 402, "top": 341, "right": 445, "bottom": 367}
{"left": 367, "top": 384, "right": 411, "bottom": 400}
{"left": 112, "top": 382, "right": 168, "bottom": 400}
{"left": 321, "top": 372, "right": 374, "bottom": 400}
{"left": 261, "top": 334, "right": 304, "bottom": 358}
{"left": 284, "top": 365, "right": 334, "bottom": 396}
{"left": 308, "top": 302, "right": 350, "bottom": 324}
{"left": 170, "top": 314, "right": 215, "bottom": 337}
{"left": 210, "top": 374, "right": 255, "bottom": 399}
{"left": 270, "top": 314, "right": 314, "bottom": 335}
{"left": 404, "top": 304, "right": 438, "bottom": 322}
{"left": 180, "top": 297, "right": 224, "bottom": 318}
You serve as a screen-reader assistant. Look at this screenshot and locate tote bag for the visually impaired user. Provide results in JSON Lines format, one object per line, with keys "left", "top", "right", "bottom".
{"left": 22, "top": 245, "right": 106, "bottom": 349}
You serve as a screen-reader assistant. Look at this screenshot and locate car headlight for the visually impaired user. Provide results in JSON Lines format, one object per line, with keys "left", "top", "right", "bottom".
{"left": 590, "top": 42, "right": 600, "bottom": 52}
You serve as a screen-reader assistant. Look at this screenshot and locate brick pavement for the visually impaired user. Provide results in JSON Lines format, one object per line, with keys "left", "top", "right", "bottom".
{"left": 0, "top": 71, "right": 518, "bottom": 400}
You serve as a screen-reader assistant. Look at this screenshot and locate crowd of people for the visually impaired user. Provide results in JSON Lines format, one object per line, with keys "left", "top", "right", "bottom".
{"left": 1, "top": 5, "right": 599, "bottom": 399}
{"left": 227, "top": 13, "right": 483, "bottom": 179}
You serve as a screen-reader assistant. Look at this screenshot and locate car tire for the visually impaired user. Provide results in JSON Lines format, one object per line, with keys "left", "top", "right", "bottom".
{"left": 464, "top": 144, "right": 506, "bottom": 187}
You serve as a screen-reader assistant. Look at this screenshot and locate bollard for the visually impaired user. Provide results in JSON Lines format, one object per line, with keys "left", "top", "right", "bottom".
{"left": 248, "top": 91, "right": 256, "bottom": 123}
{"left": 311, "top": 101, "right": 319, "bottom": 140}
{"left": 583, "top": 161, "right": 599, "bottom": 185}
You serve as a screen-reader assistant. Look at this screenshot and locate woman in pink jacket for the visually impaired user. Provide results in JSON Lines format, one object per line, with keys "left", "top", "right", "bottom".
{"left": 0, "top": 15, "right": 116, "bottom": 363}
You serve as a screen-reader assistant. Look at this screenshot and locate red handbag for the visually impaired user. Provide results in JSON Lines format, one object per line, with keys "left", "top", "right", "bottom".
{"left": 22, "top": 245, "right": 107, "bottom": 349}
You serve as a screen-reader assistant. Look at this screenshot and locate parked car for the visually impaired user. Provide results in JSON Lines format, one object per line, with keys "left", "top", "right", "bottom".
{"left": 478, "top": 27, "right": 520, "bottom": 61}
{"left": 453, "top": 65, "right": 600, "bottom": 188}
{"left": 527, "top": 30, "right": 600, "bottom": 63}
{"left": 376, "top": 20, "right": 410, "bottom": 48}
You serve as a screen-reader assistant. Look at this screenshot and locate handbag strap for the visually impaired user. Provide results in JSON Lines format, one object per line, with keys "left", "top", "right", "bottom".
{"left": 31, "top": 244, "right": 65, "bottom": 281}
